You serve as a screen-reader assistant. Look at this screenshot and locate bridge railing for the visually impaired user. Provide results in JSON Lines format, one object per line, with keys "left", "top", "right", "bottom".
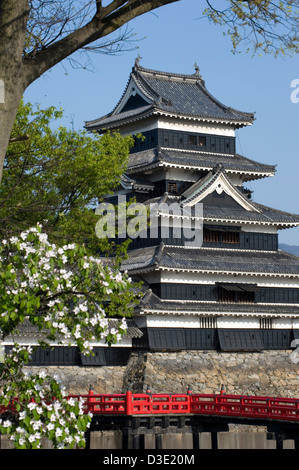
{"left": 71, "top": 390, "right": 299, "bottom": 421}
{"left": 3, "top": 390, "right": 299, "bottom": 422}
{"left": 191, "top": 394, "right": 299, "bottom": 421}
{"left": 71, "top": 391, "right": 192, "bottom": 415}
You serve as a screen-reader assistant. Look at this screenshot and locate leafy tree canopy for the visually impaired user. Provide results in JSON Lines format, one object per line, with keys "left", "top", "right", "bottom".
{"left": 0, "top": 100, "right": 134, "bottom": 255}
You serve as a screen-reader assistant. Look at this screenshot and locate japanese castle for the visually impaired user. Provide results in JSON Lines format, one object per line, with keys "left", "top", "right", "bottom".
{"left": 85, "top": 58, "right": 299, "bottom": 354}
{"left": 5, "top": 60, "right": 299, "bottom": 368}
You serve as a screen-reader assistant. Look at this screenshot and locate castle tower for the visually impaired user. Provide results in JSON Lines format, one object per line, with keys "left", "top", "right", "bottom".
{"left": 85, "top": 60, "right": 299, "bottom": 353}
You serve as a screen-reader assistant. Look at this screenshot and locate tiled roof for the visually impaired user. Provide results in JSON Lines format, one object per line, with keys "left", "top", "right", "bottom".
{"left": 133, "top": 64, "right": 254, "bottom": 123}
{"left": 139, "top": 189, "right": 299, "bottom": 227}
{"left": 204, "top": 202, "right": 299, "bottom": 225}
{"left": 126, "top": 147, "right": 276, "bottom": 180}
{"left": 85, "top": 62, "right": 255, "bottom": 131}
{"left": 4, "top": 319, "right": 143, "bottom": 341}
{"left": 85, "top": 104, "right": 154, "bottom": 130}
{"left": 121, "top": 173, "right": 154, "bottom": 191}
{"left": 139, "top": 291, "right": 299, "bottom": 316}
{"left": 122, "top": 244, "right": 164, "bottom": 272}
{"left": 122, "top": 244, "right": 299, "bottom": 276}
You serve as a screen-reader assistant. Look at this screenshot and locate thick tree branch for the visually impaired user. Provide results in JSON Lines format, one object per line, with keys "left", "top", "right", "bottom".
{"left": 22, "top": 0, "right": 180, "bottom": 87}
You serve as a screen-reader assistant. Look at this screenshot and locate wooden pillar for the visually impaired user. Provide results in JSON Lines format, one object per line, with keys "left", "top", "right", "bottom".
{"left": 155, "top": 434, "right": 162, "bottom": 449}
{"left": 133, "top": 434, "right": 140, "bottom": 449}
{"left": 192, "top": 431, "right": 199, "bottom": 449}
{"left": 139, "top": 434, "right": 145, "bottom": 450}
{"left": 275, "top": 434, "right": 283, "bottom": 450}
{"left": 211, "top": 431, "right": 218, "bottom": 450}
{"left": 85, "top": 428, "right": 91, "bottom": 450}
{"left": 122, "top": 429, "right": 129, "bottom": 449}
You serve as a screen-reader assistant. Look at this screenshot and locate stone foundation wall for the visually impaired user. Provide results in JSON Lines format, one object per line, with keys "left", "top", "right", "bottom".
{"left": 143, "top": 350, "right": 299, "bottom": 397}
{"left": 24, "top": 365, "right": 128, "bottom": 395}
{"left": 25, "top": 349, "right": 299, "bottom": 397}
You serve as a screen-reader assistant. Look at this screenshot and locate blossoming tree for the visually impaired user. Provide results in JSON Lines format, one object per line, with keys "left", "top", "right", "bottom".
{"left": 0, "top": 224, "right": 138, "bottom": 448}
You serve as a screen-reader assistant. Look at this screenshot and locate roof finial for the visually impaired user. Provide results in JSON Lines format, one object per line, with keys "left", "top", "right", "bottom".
{"left": 193, "top": 62, "right": 200, "bottom": 77}
{"left": 135, "top": 54, "right": 142, "bottom": 68}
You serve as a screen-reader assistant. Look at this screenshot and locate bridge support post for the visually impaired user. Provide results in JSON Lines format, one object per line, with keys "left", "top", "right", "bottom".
{"left": 140, "top": 434, "right": 145, "bottom": 449}
{"left": 122, "top": 429, "right": 129, "bottom": 449}
{"left": 133, "top": 434, "right": 140, "bottom": 449}
{"left": 85, "top": 428, "right": 91, "bottom": 450}
{"left": 211, "top": 431, "right": 218, "bottom": 450}
{"left": 275, "top": 434, "right": 283, "bottom": 450}
{"left": 155, "top": 433, "right": 162, "bottom": 449}
{"left": 192, "top": 431, "right": 199, "bottom": 449}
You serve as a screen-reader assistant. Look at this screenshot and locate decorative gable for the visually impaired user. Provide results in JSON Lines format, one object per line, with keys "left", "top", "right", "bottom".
{"left": 181, "top": 165, "right": 260, "bottom": 213}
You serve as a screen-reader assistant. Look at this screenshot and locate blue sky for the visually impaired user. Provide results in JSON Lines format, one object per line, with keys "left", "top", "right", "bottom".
{"left": 24, "top": 0, "right": 299, "bottom": 245}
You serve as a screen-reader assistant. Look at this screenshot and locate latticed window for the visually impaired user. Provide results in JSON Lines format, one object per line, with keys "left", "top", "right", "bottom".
{"left": 222, "top": 231, "right": 240, "bottom": 244}
{"left": 199, "top": 317, "right": 217, "bottom": 328}
{"left": 238, "top": 291, "right": 255, "bottom": 303}
{"left": 203, "top": 228, "right": 239, "bottom": 244}
{"left": 203, "top": 228, "right": 221, "bottom": 243}
{"left": 218, "top": 287, "right": 255, "bottom": 304}
{"left": 260, "top": 318, "right": 273, "bottom": 329}
{"left": 219, "top": 288, "right": 235, "bottom": 303}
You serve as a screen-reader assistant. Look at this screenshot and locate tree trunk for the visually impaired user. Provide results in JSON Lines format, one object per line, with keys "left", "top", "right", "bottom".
{"left": 0, "top": 0, "right": 29, "bottom": 183}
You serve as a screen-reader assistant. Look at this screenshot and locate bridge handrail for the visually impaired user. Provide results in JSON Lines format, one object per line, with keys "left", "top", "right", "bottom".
{"left": 2, "top": 391, "right": 299, "bottom": 422}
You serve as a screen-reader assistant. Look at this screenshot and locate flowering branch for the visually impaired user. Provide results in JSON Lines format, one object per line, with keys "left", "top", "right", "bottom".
{"left": 0, "top": 224, "right": 139, "bottom": 448}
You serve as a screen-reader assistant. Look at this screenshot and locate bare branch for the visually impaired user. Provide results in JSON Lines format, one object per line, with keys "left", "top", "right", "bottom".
{"left": 22, "top": 0, "right": 180, "bottom": 86}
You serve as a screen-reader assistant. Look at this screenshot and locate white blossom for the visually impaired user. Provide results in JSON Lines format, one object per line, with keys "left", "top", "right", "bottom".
{"left": 3, "top": 420, "right": 12, "bottom": 428}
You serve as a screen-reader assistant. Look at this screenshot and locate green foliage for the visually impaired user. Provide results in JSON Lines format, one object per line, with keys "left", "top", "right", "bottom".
{"left": 203, "top": 0, "right": 299, "bottom": 56}
{"left": 1, "top": 100, "right": 134, "bottom": 254}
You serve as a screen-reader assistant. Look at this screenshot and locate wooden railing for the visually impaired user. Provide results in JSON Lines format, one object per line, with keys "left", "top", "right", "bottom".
{"left": 66, "top": 390, "right": 299, "bottom": 422}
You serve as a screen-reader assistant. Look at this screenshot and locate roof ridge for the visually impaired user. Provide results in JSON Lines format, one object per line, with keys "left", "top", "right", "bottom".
{"left": 135, "top": 63, "right": 203, "bottom": 83}
{"left": 136, "top": 62, "right": 255, "bottom": 120}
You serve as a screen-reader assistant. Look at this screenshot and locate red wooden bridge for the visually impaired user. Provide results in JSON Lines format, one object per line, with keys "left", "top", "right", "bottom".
{"left": 70, "top": 389, "right": 299, "bottom": 423}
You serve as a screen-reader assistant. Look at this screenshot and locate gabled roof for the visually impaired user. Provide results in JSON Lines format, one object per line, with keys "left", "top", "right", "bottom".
{"left": 135, "top": 162, "right": 299, "bottom": 228}
{"left": 85, "top": 60, "right": 255, "bottom": 131}
{"left": 122, "top": 244, "right": 299, "bottom": 277}
{"left": 180, "top": 164, "right": 259, "bottom": 212}
{"left": 126, "top": 147, "right": 276, "bottom": 181}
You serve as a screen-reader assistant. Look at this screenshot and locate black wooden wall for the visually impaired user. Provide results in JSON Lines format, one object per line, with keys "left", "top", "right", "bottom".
{"left": 129, "top": 129, "right": 235, "bottom": 154}
{"left": 151, "top": 282, "right": 299, "bottom": 303}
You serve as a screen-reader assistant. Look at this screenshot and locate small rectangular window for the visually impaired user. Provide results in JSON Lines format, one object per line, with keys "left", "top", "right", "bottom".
{"left": 188, "top": 135, "right": 197, "bottom": 146}
{"left": 168, "top": 182, "right": 178, "bottom": 193}
{"left": 188, "top": 135, "right": 207, "bottom": 147}
{"left": 198, "top": 136, "right": 206, "bottom": 147}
